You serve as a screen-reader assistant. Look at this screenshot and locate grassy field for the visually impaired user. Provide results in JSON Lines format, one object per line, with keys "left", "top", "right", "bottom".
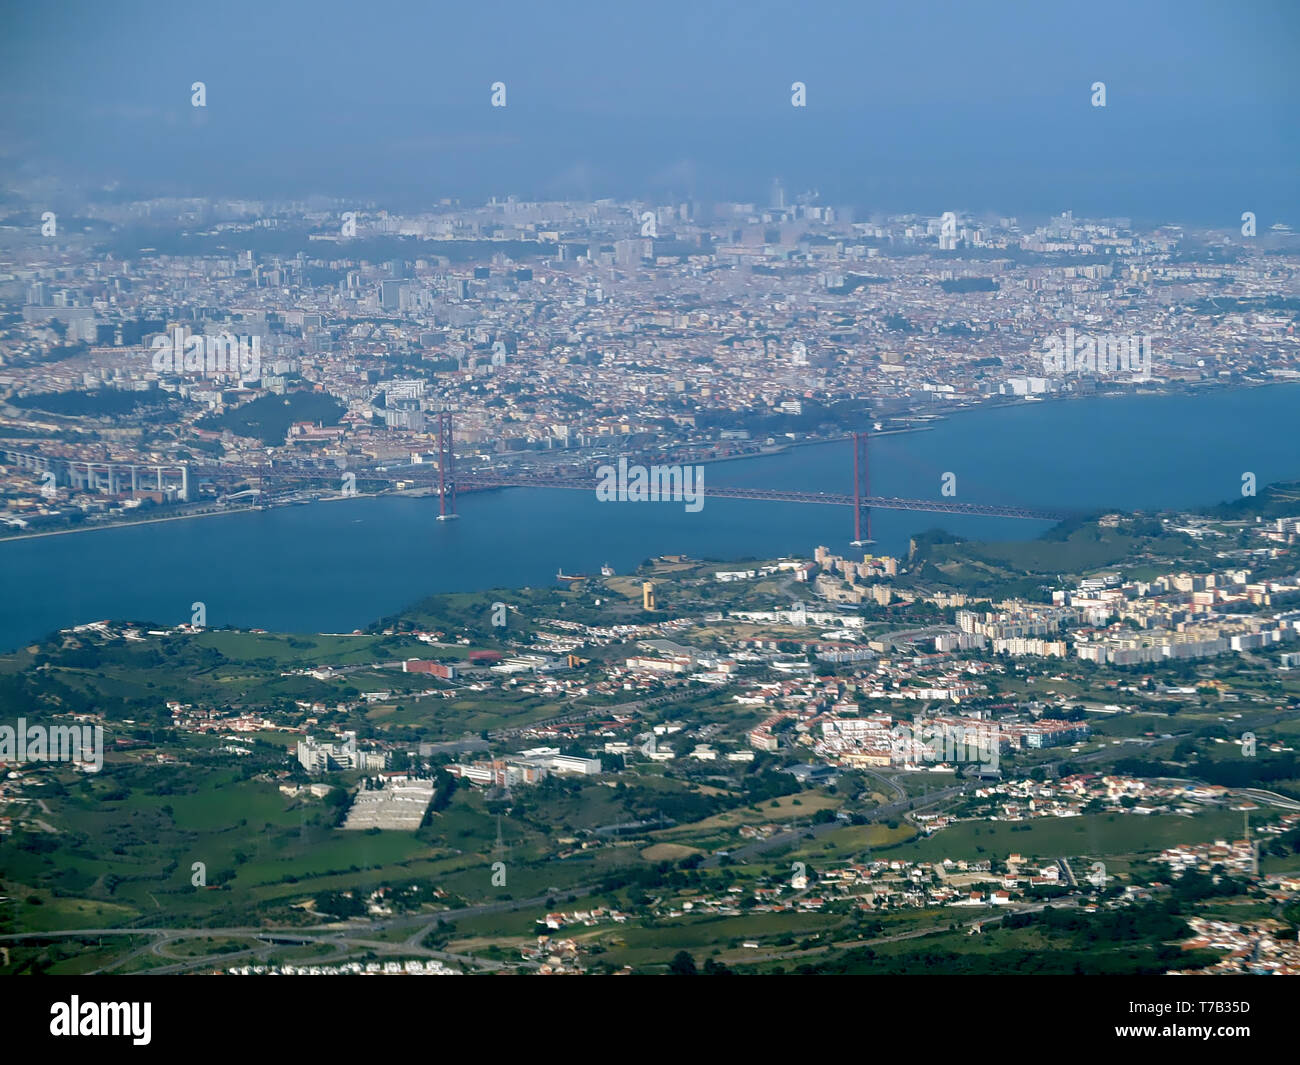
{"left": 878, "top": 810, "right": 1248, "bottom": 865}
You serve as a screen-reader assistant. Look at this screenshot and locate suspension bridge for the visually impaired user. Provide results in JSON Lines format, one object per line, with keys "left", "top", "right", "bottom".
{"left": 4, "top": 421, "right": 1077, "bottom": 544}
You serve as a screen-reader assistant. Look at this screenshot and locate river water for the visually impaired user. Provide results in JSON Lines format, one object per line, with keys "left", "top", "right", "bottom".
{"left": 1, "top": 385, "right": 1297, "bottom": 650}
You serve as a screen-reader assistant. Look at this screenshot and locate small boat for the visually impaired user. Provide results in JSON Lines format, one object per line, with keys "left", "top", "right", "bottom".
{"left": 557, "top": 569, "right": 590, "bottom": 582}
{"left": 600, "top": 562, "right": 615, "bottom": 577}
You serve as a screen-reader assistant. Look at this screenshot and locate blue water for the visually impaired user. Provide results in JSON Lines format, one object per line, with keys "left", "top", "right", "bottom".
{"left": 2, "top": 385, "right": 1298, "bottom": 650}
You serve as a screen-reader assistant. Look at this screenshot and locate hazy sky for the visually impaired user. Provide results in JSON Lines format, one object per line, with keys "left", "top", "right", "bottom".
{"left": 1, "top": 0, "right": 1296, "bottom": 223}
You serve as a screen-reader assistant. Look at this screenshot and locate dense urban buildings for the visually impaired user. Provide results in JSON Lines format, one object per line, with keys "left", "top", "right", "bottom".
{"left": 2, "top": 198, "right": 1296, "bottom": 534}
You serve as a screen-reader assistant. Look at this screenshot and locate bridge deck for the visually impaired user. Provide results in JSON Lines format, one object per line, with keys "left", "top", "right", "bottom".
{"left": 8, "top": 448, "right": 1074, "bottom": 522}
{"left": 457, "top": 475, "right": 1072, "bottom": 521}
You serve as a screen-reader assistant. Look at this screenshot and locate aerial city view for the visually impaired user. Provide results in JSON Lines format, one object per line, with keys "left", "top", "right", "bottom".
{"left": 0, "top": 0, "right": 1297, "bottom": 1026}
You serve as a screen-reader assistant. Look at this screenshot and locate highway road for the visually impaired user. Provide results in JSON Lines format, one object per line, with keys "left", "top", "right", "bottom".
{"left": 1, "top": 882, "right": 606, "bottom": 975}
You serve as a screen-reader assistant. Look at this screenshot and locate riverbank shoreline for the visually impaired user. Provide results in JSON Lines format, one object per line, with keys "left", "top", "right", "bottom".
{"left": 5, "top": 380, "right": 1300, "bottom": 653}
{"left": 0, "top": 430, "right": 937, "bottom": 544}
{"left": 2, "top": 378, "right": 1296, "bottom": 547}
{"left": 0, "top": 492, "right": 375, "bottom": 544}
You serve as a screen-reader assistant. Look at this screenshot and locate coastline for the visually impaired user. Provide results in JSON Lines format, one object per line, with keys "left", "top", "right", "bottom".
{"left": 0, "top": 429, "right": 938, "bottom": 544}
{"left": 0, "top": 492, "right": 371, "bottom": 544}
{"left": 687, "top": 423, "right": 935, "bottom": 469}
{"left": 2, "top": 378, "right": 1295, "bottom": 547}
{"left": 0, "top": 504, "right": 262, "bottom": 543}
{"left": 4, "top": 381, "right": 1300, "bottom": 653}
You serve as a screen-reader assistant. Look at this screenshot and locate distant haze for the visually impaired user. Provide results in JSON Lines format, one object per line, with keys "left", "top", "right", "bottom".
{"left": 1, "top": 0, "right": 1297, "bottom": 224}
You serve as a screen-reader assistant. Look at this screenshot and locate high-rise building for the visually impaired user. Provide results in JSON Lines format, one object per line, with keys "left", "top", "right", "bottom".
{"left": 642, "top": 581, "right": 656, "bottom": 611}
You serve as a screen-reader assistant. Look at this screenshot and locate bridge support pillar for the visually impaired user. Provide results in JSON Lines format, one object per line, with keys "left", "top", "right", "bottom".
{"left": 436, "top": 411, "right": 457, "bottom": 520}
{"left": 851, "top": 431, "right": 872, "bottom": 545}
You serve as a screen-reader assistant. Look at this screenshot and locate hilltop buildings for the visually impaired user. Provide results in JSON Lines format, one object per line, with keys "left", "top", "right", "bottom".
{"left": 447, "top": 746, "right": 603, "bottom": 788}
{"left": 297, "top": 731, "right": 388, "bottom": 774}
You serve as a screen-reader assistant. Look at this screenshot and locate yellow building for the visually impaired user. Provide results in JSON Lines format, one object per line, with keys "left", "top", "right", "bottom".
{"left": 642, "top": 581, "right": 656, "bottom": 611}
